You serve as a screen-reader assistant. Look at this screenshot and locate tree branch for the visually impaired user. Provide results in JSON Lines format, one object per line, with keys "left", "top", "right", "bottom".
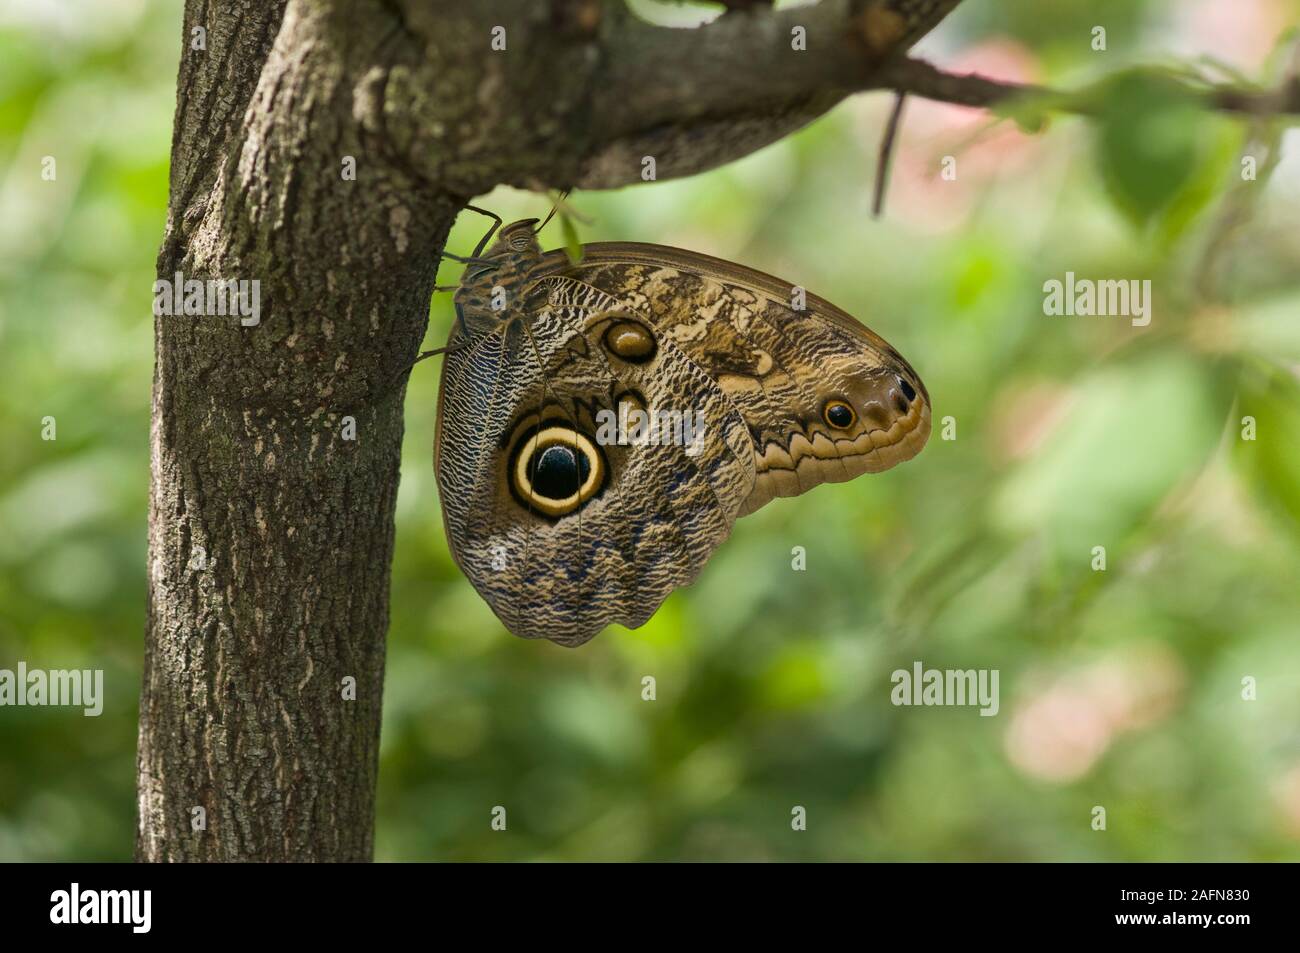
{"left": 384, "top": 0, "right": 968, "bottom": 193}
{"left": 574, "top": 3, "right": 1299, "bottom": 188}
{"left": 875, "top": 56, "right": 1300, "bottom": 118}
{"left": 578, "top": 0, "right": 964, "bottom": 186}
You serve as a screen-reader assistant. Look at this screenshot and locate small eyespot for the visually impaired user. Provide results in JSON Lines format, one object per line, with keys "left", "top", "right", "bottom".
{"left": 510, "top": 425, "right": 606, "bottom": 518}
{"left": 602, "top": 318, "right": 657, "bottom": 363}
{"left": 823, "top": 400, "right": 857, "bottom": 430}
{"left": 897, "top": 375, "right": 917, "bottom": 403}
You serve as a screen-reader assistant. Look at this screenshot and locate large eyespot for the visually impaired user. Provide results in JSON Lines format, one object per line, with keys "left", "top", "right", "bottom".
{"left": 823, "top": 399, "right": 857, "bottom": 430}
{"left": 601, "top": 317, "right": 657, "bottom": 363}
{"left": 509, "top": 425, "right": 606, "bottom": 518}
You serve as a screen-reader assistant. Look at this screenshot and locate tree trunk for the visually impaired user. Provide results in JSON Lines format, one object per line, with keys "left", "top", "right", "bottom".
{"left": 136, "top": 0, "right": 963, "bottom": 861}
{"left": 136, "top": 1, "right": 454, "bottom": 861}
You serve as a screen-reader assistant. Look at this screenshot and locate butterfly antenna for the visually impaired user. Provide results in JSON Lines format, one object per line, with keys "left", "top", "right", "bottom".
{"left": 536, "top": 190, "right": 571, "bottom": 233}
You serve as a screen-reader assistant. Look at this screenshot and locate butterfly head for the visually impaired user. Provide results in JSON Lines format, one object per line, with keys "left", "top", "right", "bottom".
{"left": 453, "top": 219, "right": 547, "bottom": 336}
{"left": 485, "top": 218, "right": 543, "bottom": 258}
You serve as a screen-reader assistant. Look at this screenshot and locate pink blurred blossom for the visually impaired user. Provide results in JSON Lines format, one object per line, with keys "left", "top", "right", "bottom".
{"left": 855, "top": 40, "right": 1048, "bottom": 232}
{"left": 1005, "top": 647, "right": 1184, "bottom": 783}
{"left": 1273, "top": 764, "right": 1300, "bottom": 841}
{"left": 1160, "top": 0, "right": 1291, "bottom": 70}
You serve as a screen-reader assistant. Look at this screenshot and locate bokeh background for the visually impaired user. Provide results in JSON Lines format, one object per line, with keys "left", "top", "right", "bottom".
{"left": 2, "top": 0, "right": 1300, "bottom": 861}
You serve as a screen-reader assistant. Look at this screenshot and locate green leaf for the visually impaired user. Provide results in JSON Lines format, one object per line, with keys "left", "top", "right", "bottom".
{"left": 1234, "top": 363, "right": 1300, "bottom": 537}
{"left": 1154, "top": 116, "right": 1238, "bottom": 247}
{"left": 1236, "top": 293, "right": 1300, "bottom": 362}
{"left": 994, "top": 95, "right": 1052, "bottom": 136}
{"left": 560, "top": 211, "right": 583, "bottom": 264}
{"left": 1093, "top": 71, "right": 1205, "bottom": 229}
{"left": 993, "top": 354, "right": 1225, "bottom": 554}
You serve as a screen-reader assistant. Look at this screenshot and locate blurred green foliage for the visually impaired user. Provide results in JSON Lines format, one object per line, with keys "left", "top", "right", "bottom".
{"left": 2, "top": 0, "right": 1300, "bottom": 861}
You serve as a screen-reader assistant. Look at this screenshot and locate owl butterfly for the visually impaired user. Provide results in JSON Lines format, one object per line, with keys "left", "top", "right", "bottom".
{"left": 434, "top": 208, "right": 929, "bottom": 647}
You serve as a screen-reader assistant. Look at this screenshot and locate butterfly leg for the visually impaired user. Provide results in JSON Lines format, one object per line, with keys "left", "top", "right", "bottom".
{"left": 463, "top": 204, "right": 503, "bottom": 258}
{"left": 439, "top": 205, "right": 503, "bottom": 337}
{"left": 453, "top": 300, "right": 471, "bottom": 340}
{"left": 396, "top": 320, "right": 474, "bottom": 380}
{"left": 391, "top": 341, "right": 467, "bottom": 386}
{"left": 440, "top": 252, "right": 498, "bottom": 266}
{"left": 411, "top": 341, "right": 466, "bottom": 364}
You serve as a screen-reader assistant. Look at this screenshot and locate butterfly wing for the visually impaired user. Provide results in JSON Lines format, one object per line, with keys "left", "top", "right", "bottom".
{"left": 536, "top": 243, "right": 930, "bottom": 516}
{"left": 434, "top": 283, "right": 756, "bottom": 646}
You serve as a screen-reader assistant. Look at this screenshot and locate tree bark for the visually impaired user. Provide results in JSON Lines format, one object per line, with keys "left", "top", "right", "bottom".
{"left": 136, "top": 0, "right": 968, "bottom": 861}
{"left": 137, "top": 0, "right": 455, "bottom": 861}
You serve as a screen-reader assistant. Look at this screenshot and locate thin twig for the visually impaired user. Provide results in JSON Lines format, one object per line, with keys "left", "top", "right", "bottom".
{"left": 877, "top": 56, "right": 1300, "bottom": 118}
{"left": 873, "top": 91, "right": 907, "bottom": 218}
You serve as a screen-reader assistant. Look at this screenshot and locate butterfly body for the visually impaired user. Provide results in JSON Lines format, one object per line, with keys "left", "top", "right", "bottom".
{"left": 435, "top": 219, "right": 929, "bottom": 646}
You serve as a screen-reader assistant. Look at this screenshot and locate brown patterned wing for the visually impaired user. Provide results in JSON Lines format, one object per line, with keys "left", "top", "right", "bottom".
{"left": 434, "top": 285, "right": 756, "bottom": 647}
{"left": 535, "top": 243, "right": 931, "bottom": 516}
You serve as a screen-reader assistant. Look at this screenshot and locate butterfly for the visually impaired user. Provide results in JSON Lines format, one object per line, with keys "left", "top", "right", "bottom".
{"left": 431, "top": 206, "right": 929, "bottom": 647}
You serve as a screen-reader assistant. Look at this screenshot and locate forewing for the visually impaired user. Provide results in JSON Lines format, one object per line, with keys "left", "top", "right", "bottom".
{"left": 542, "top": 243, "right": 931, "bottom": 516}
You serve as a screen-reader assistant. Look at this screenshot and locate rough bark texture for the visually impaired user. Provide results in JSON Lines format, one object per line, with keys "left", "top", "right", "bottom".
{"left": 137, "top": 0, "right": 965, "bottom": 861}
{"left": 138, "top": 0, "right": 453, "bottom": 862}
